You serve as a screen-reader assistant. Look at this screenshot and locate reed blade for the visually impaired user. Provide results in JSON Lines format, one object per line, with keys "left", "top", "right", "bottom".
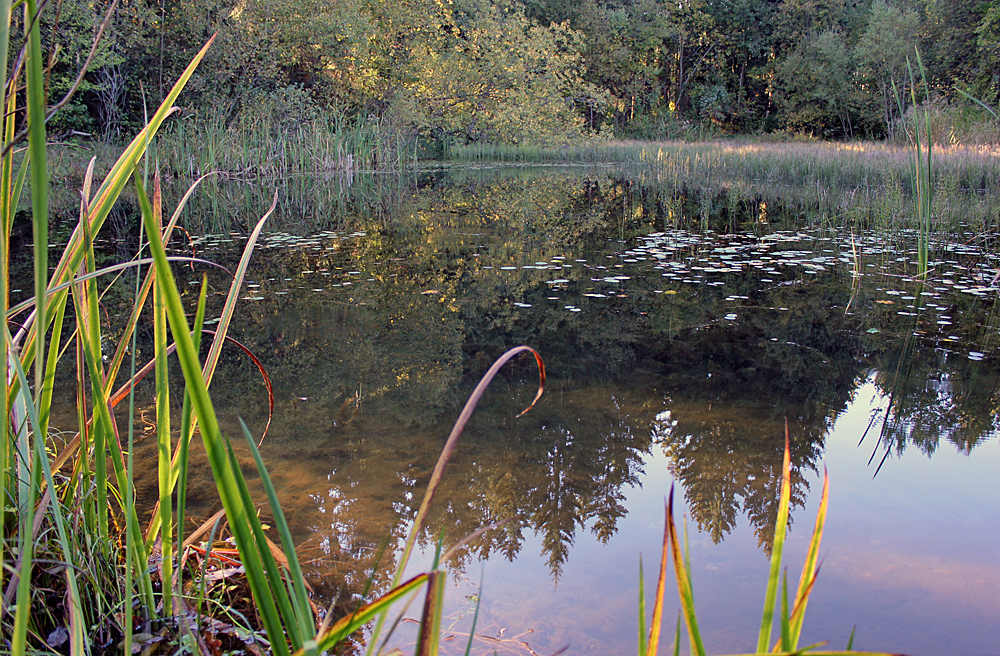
{"left": 313, "top": 574, "right": 430, "bottom": 651}
{"left": 666, "top": 486, "right": 706, "bottom": 656}
{"left": 788, "top": 468, "right": 830, "bottom": 645}
{"left": 647, "top": 497, "right": 671, "bottom": 656}
{"left": 757, "top": 425, "right": 792, "bottom": 653}
{"left": 240, "top": 418, "right": 316, "bottom": 640}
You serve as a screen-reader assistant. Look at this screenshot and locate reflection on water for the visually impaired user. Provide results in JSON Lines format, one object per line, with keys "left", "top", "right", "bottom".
{"left": 82, "top": 167, "right": 1000, "bottom": 655}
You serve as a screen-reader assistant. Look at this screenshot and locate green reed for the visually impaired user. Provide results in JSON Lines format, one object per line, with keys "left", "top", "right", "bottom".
{"left": 898, "top": 51, "right": 933, "bottom": 274}
{"left": 0, "top": 10, "right": 444, "bottom": 652}
{"left": 152, "top": 106, "right": 417, "bottom": 179}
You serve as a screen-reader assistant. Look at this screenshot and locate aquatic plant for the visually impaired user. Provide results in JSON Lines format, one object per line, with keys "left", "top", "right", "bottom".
{"left": 152, "top": 104, "right": 417, "bottom": 179}
{"left": 639, "top": 430, "right": 903, "bottom": 656}
{"left": 893, "top": 50, "right": 933, "bottom": 274}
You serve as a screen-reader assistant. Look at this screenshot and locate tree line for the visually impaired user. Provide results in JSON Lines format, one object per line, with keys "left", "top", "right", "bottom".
{"left": 34, "top": 0, "right": 1000, "bottom": 145}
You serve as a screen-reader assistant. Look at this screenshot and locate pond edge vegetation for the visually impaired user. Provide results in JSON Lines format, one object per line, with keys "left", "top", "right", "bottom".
{"left": 2, "top": 8, "right": 910, "bottom": 655}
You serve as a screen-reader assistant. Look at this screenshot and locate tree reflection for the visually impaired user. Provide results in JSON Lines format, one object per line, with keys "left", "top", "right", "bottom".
{"left": 99, "top": 168, "right": 1000, "bottom": 609}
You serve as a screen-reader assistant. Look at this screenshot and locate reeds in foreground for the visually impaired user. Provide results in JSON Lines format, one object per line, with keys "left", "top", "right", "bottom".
{"left": 0, "top": 11, "right": 443, "bottom": 652}
{"left": 638, "top": 426, "right": 905, "bottom": 656}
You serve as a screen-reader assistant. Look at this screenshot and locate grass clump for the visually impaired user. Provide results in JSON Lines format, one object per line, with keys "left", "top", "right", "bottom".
{"left": 640, "top": 428, "right": 903, "bottom": 656}
{"left": 0, "top": 10, "right": 465, "bottom": 654}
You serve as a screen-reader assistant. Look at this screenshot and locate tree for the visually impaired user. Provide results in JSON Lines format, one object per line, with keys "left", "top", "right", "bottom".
{"left": 401, "top": 0, "right": 606, "bottom": 144}
{"left": 854, "top": 0, "right": 920, "bottom": 136}
{"left": 775, "top": 29, "right": 868, "bottom": 137}
{"left": 974, "top": 0, "right": 1000, "bottom": 104}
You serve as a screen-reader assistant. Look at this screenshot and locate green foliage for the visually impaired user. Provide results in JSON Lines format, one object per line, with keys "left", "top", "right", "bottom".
{"left": 13, "top": 0, "right": 1000, "bottom": 143}
{"left": 405, "top": 0, "right": 606, "bottom": 144}
{"left": 775, "top": 30, "right": 868, "bottom": 138}
{"left": 855, "top": 0, "right": 920, "bottom": 138}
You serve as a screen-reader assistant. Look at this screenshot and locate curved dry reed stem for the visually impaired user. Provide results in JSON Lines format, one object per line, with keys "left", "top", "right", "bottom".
{"left": 397, "top": 346, "right": 545, "bottom": 582}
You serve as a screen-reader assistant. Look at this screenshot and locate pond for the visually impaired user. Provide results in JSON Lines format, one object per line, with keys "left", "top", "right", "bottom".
{"left": 56, "top": 164, "right": 1000, "bottom": 656}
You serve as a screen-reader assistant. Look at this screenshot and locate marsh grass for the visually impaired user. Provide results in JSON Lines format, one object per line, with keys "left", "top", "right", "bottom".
{"left": 0, "top": 12, "right": 459, "bottom": 654}
{"left": 152, "top": 107, "right": 417, "bottom": 179}
{"left": 451, "top": 138, "right": 1000, "bottom": 232}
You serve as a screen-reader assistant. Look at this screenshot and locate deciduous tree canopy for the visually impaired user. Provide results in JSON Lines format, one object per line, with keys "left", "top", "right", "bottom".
{"left": 27, "top": 0, "right": 1000, "bottom": 144}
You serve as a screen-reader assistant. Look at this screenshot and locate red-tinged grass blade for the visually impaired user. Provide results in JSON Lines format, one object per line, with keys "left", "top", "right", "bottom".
{"left": 417, "top": 570, "right": 445, "bottom": 656}
{"left": 666, "top": 486, "right": 706, "bottom": 656}
{"left": 788, "top": 467, "right": 829, "bottom": 646}
{"left": 310, "top": 574, "right": 430, "bottom": 652}
{"left": 757, "top": 425, "right": 792, "bottom": 653}
{"left": 646, "top": 497, "right": 671, "bottom": 656}
{"left": 225, "top": 333, "right": 274, "bottom": 444}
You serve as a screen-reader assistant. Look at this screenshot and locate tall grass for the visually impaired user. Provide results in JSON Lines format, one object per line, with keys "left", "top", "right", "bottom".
{"left": 894, "top": 51, "right": 933, "bottom": 273}
{"left": 450, "top": 138, "right": 1000, "bottom": 232}
{"left": 0, "top": 11, "right": 445, "bottom": 653}
{"left": 153, "top": 106, "right": 417, "bottom": 179}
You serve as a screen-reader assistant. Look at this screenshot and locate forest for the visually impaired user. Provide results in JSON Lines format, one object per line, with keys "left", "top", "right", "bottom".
{"left": 40, "top": 0, "right": 1000, "bottom": 148}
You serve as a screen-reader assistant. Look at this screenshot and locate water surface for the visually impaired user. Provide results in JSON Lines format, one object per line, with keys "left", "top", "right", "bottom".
{"left": 88, "top": 166, "right": 1000, "bottom": 655}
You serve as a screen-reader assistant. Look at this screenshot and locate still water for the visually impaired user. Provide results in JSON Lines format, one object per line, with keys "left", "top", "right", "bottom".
{"left": 110, "top": 166, "right": 1000, "bottom": 655}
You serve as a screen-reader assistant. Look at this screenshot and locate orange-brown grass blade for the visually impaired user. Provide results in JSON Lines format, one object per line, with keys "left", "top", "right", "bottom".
{"left": 721, "top": 652, "right": 906, "bottom": 656}
{"left": 398, "top": 346, "right": 544, "bottom": 581}
{"left": 788, "top": 466, "right": 829, "bottom": 646}
{"left": 417, "top": 570, "right": 445, "bottom": 656}
{"left": 666, "top": 486, "right": 706, "bottom": 656}
{"left": 645, "top": 496, "right": 672, "bottom": 656}
{"left": 368, "top": 346, "right": 544, "bottom": 655}
{"left": 310, "top": 574, "right": 431, "bottom": 652}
